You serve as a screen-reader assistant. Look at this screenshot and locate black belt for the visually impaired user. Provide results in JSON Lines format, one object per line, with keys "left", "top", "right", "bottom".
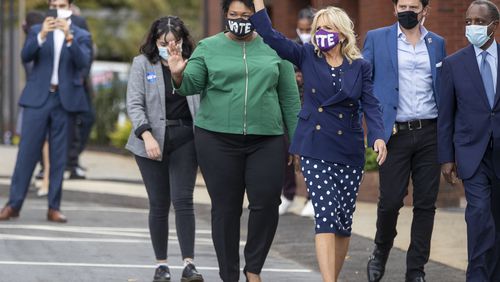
{"left": 395, "top": 118, "right": 436, "bottom": 132}
{"left": 165, "top": 119, "right": 193, "bottom": 127}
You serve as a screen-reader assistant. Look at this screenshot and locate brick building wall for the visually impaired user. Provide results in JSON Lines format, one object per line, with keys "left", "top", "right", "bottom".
{"left": 205, "top": 0, "right": 500, "bottom": 55}
{"left": 205, "top": 0, "right": 223, "bottom": 36}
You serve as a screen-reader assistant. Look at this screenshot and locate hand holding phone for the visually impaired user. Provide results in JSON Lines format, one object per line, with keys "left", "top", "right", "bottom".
{"left": 55, "top": 18, "right": 71, "bottom": 37}
{"left": 45, "top": 9, "right": 57, "bottom": 19}
{"left": 40, "top": 11, "right": 57, "bottom": 40}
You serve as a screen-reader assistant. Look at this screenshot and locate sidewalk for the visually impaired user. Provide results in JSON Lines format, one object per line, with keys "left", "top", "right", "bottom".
{"left": 0, "top": 145, "right": 467, "bottom": 278}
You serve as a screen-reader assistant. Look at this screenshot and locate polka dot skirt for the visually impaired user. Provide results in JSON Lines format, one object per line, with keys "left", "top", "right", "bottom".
{"left": 301, "top": 156, "right": 364, "bottom": 236}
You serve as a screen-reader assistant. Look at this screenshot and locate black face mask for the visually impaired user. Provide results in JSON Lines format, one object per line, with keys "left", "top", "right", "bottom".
{"left": 225, "top": 18, "right": 255, "bottom": 38}
{"left": 397, "top": 11, "right": 421, "bottom": 29}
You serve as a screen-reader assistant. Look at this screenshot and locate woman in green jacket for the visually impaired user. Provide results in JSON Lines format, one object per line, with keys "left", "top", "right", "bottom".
{"left": 168, "top": 1, "right": 300, "bottom": 281}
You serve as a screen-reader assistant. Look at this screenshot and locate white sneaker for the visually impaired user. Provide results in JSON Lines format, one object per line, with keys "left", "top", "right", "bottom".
{"left": 37, "top": 189, "right": 48, "bottom": 197}
{"left": 300, "top": 200, "right": 315, "bottom": 217}
{"left": 279, "top": 196, "right": 293, "bottom": 215}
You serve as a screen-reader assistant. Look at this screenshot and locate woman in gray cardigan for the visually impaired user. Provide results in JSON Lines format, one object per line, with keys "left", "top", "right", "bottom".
{"left": 125, "top": 16, "right": 203, "bottom": 282}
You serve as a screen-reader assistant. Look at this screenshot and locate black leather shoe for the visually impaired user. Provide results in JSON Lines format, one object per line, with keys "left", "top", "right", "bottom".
{"left": 0, "top": 206, "right": 20, "bottom": 221}
{"left": 68, "top": 166, "right": 86, "bottom": 179}
{"left": 153, "top": 265, "right": 171, "bottom": 282}
{"left": 47, "top": 209, "right": 67, "bottom": 223}
{"left": 367, "top": 246, "right": 390, "bottom": 282}
{"left": 406, "top": 276, "right": 426, "bottom": 282}
{"left": 181, "top": 263, "right": 204, "bottom": 282}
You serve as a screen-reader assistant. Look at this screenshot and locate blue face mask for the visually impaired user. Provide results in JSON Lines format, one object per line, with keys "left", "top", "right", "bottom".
{"left": 158, "top": 46, "right": 169, "bottom": 61}
{"left": 466, "top": 22, "right": 494, "bottom": 48}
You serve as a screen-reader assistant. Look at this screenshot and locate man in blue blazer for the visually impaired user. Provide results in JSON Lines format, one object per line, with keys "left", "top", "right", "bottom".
{"left": 439, "top": 1, "right": 500, "bottom": 281}
{"left": 0, "top": 0, "right": 91, "bottom": 223}
{"left": 363, "top": 0, "right": 446, "bottom": 281}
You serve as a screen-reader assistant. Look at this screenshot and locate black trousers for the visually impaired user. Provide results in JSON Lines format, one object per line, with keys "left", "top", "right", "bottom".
{"left": 135, "top": 125, "right": 198, "bottom": 261}
{"left": 67, "top": 106, "right": 95, "bottom": 169}
{"left": 195, "top": 127, "right": 285, "bottom": 282}
{"left": 282, "top": 136, "right": 297, "bottom": 201}
{"left": 375, "top": 121, "right": 440, "bottom": 279}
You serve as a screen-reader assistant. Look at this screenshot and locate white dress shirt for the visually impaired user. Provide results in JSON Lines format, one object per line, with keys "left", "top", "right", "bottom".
{"left": 37, "top": 19, "right": 72, "bottom": 86}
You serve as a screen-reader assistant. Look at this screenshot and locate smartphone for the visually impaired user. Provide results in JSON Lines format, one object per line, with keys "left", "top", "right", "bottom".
{"left": 45, "top": 9, "right": 57, "bottom": 19}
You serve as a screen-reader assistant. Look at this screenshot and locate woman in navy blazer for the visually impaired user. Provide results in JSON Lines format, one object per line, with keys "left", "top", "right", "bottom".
{"left": 251, "top": 2, "right": 387, "bottom": 281}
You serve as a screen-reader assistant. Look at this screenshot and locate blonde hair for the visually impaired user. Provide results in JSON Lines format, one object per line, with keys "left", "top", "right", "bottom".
{"left": 310, "top": 6, "right": 362, "bottom": 63}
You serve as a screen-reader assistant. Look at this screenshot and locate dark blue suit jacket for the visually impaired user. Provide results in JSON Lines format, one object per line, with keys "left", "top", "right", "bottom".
{"left": 250, "top": 10, "right": 385, "bottom": 167}
{"left": 20, "top": 23, "right": 92, "bottom": 113}
{"left": 363, "top": 23, "right": 446, "bottom": 142}
{"left": 438, "top": 44, "right": 500, "bottom": 179}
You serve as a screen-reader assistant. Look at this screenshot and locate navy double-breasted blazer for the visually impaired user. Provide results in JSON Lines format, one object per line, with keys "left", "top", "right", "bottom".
{"left": 250, "top": 10, "right": 384, "bottom": 167}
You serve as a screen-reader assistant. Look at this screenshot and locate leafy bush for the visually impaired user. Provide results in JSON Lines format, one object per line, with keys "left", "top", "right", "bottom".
{"left": 90, "top": 73, "right": 126, "bottom": 145}
{"left": 109, "top": 119, "right": 132, "bottom": 149}
{"left": 364, "top": 147, "right": 379, "bottom": 172}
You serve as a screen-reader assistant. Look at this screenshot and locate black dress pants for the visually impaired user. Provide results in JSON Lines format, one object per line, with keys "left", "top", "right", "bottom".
{"left": 194, "top": 127, "right": 285, "bottom": 282}
{"left": 375, "top": 121, "right": 440, "bottom": 279}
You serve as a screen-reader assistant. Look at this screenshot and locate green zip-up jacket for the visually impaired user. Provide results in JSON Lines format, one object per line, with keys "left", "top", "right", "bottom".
{"left": 174, "top": 32, "right": 300, "bottom": 141}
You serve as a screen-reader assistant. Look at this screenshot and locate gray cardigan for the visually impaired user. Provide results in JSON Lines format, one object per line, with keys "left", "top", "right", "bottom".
{"left": 125, "top": 54, "right": 200, "bottom": 161}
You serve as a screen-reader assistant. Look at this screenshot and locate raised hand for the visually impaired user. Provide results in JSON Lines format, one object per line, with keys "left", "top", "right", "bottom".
{"left": 40, "top": 17, "right": 57, "bottom": 40}
{"left": 254, "top": 0, "right": 265, "bottom": 11}
{"left": 55, "top": 18, "right": 71, "bottom": 38}
{"left": 167, "top": 40, "right": 187, "bottom": 84}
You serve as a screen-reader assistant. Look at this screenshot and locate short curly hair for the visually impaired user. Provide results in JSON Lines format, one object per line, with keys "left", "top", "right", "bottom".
{"left": 221, "top": 0, "right": 255, "bottom": 14}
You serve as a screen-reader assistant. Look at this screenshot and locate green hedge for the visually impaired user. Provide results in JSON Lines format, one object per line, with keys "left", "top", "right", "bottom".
{"left": 364, "top": 147, "right": 379, "bottom": 172}
{"left": 109, "top": 119, "right": 132, "bottom": 148}
{"left": 90, "top": 73, "right": 126, "bottom": 145}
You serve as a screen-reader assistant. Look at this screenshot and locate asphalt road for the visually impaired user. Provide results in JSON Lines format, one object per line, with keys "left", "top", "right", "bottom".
{"left": 0, "top": 186, "right": 465, "bottom": 282}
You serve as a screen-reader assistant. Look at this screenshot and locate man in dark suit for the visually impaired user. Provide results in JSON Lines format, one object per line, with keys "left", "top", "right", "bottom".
{"left": 32, "top": 4, "right": 94, "bottom": 181}
{"left": 363, "top": 0, "right": 446, "bottom": 281}
{"left": 0, "top": 0, "right": 92, "bottom": 223}
{"left": 34, "top": 1, "right": 94, "bottom": 181}
{"left": 439, "top": 1, "right": 500, "bottom": 281}
{"left": 66, "top": 3, "right": 95, "bottom": 180}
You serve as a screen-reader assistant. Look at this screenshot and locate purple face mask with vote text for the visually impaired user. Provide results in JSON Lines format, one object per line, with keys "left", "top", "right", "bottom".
{"left": 315, "top": 29, "right": 340, "bottom": 52}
